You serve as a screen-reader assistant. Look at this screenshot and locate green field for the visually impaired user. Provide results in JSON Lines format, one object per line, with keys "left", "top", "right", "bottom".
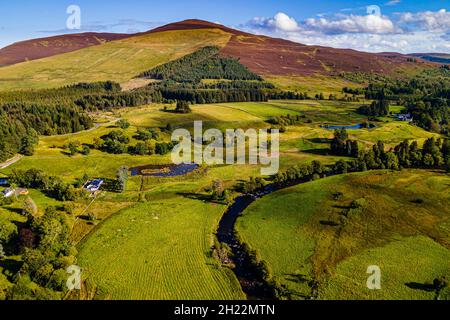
{"left": 0, "top": 9, "right": 448, "bottom": 302}
{"left": 236, "top": 170, "right": 450, "bottom": 300}
{"left": 266, "top": 75, "right": 365, "bottom": 96}
{"left": 74, "top": 163, "right": 262, "bottom": 299}
{"left": 1, "top": 97, "right": 447, "bottom": 300}
{"left": 77, "top": 196, "right": 244, "bottom": 300}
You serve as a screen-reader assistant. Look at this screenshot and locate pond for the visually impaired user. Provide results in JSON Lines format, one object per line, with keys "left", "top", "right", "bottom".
{"left": 130, "top": 163, "right": 200, "bottom": 177}
{"left": 323, "top": 122, "right": 377, "bottom": 130}
{"left": 322, "top": 124, "right": 364, "bottom": 130}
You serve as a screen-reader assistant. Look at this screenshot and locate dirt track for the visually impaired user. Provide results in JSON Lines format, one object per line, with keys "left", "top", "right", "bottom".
{"left": 0, "top": 154, "right": 23, "bottom": 169}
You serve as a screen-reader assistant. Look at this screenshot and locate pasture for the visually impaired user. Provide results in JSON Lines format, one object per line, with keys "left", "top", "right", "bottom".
{"left": 236, "top": 170, "right": 450, "bottom": 300}
{"left": 77, "top": 195, "right": 245, "bottom": 300}
{"left": 1, "top": 98, "right": 447, "bottom": 300}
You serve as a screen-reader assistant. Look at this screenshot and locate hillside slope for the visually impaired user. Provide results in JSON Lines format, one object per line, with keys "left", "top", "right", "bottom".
{"left": 0, "top": 28, "right": 231, "bottom": 91}
{"left": 222, "top": 35, "right": 428, "bottom": 77}
{"left": 0, "top": 19, "right": 436, "bottom": 91}
{"left": 237, "top": 170, "right": 450, "bottom": 300}
{"left": 0, "top": 32, "right": 130, "bottom": 66}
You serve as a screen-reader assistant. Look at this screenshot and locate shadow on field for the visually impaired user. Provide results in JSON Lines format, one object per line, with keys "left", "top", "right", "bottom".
{"left": 177, "top": 192, "right": 226, "bottom": 205}
{"left": 333, "top": 205, "right": 352, "bottom": 210}
{"left": 302, "top": 148, "right": 331, "bottom": 156}
{"left": 307, "top": 138, "right": 331, "bottom": 144}
{"left": 405, "top": 282, "right": 435, "bottom": 292}
{"left": 283, "top": 274, "right": 315, "bottom": 299}
{"left": 2, "top": 207, "right": 23, "bottom": 215}
{"left": 285, "top": 273, "right": 311, "bottom": 284}
{"left": 319, "top": 220, "right": 340, "bottom": 227}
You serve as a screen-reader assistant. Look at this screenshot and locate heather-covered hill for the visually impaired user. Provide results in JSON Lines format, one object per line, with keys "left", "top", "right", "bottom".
{"left": 0, "top": 32, "right": 130, "bottom": 66}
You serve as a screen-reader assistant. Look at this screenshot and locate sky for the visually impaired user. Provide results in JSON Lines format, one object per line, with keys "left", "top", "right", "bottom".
{"left": 0, "top": 0, "right": 449, "bottom": 53}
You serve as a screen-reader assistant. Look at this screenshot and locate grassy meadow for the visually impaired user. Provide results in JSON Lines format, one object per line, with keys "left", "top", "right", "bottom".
{"left": 266, "top": 75, "right": 365, "bottom": 96}
{"left": 1, "top": 97, "right": 447, "bottom": 300}
{"left": 236, "top": 170, "right": 450, "bottom": 300}
{"left": 77, "top": 196, "right": 244, "bottom": 300}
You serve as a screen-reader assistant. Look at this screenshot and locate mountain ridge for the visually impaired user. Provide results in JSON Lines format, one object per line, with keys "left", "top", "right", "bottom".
{"left": 0, "top": 32, "right": 131, "bottom": 66}
{"left": 0, "top": 19, "right": 436, "bottom": 70}
{"left": 0, "top": 19, "right": 438, "bottom": 92}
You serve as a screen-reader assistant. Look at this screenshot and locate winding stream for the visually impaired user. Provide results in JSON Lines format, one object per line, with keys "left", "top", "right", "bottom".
{"left": 216, "top": 176, "right": 319, "bottom": 299}
{"left": 216, "top": 184, "right": 281, "bottom": 300}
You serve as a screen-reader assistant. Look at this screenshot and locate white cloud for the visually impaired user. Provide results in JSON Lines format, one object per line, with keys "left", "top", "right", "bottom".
{"left": 399, "top": 9, "right": 450, "bottom": 32}
{"left": 250, "top": 12, "right": 300, "bottom": 32}
{"left": 272, "top": 12, "right": 300, "bottom": 32}
{"left": 282, "top": 31, "right": 449, "bottom": 53}
{"left": 385, "top": 0, "right": 401, "bottom": 6}
{"left": 304, "top": 14, "right": 397, "bottom": 34}
{"left": 250, "top": 11, "right": 397, "bottom": 35}
{"left": 243, "top": 10, "right": 450, "bottom": 53}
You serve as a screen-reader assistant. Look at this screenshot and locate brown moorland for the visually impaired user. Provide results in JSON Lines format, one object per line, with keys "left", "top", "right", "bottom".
{"left": 0, "top": 19, "right": 437, "bottom": 83}
{"left": 146, "top": 20, "right": 434, "bottom": 77}
{"left": 0, "top": 32, "right": 130, "bottom": 66}
{"left": 221, "top": 34, "right": 433, "bottom": 77}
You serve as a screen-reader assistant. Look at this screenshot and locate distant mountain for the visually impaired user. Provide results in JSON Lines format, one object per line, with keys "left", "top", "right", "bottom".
{"left": 221, "top": 36, "right": 424, "bottom": 77}
{"left": 409, "top": 53, "right": 450, "bottom": 64}
{"left": 148, "top": 20, "right": 433, "bottom": 77}
{"left": 145, "top": 19, "right": 249, "bottom": 36}
{"left": 0, "top": 19, "right": 437, "bottom": 91}
{"left": 0, "top": 20, "right": 242, "bottom": 68}
{"left": 0, "top": 32, "right": 131, "bottom": 66}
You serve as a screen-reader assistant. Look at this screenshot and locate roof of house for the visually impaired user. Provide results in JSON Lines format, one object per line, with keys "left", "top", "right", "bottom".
{"left": 2, "top": 187, "right": 14, "bottom": 195}
{"left": 85, "top": 179, "right": 104, "bottom": 190}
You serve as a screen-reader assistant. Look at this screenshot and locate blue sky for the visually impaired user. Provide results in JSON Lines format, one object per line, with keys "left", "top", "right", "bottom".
{"left": 0, "top": 0, "right": 448, "bottom": 52}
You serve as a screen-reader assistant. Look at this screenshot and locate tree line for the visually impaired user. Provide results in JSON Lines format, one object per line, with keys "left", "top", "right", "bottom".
{"left": 2, "top": 205, "right": 78, "bottom": 300}
{"left": 359, "top": 70, "right": 450, "bottom": 135}
{"left": 9, "top": 169, "right": 88, "bottom": 201}
{"left": 0, "top": 82, "right": 120, "bottom": 162}
{"left": 273, "top": 137, "right": 450, "bottom": 186}
{"left": 139, "top": 46, "right": 262, "bottom": 83}
{"left": 0, "top": 103, "right": 92, "bottom": 161}
{"left": 93, "top": 129, "right": 174, "bottom": 156}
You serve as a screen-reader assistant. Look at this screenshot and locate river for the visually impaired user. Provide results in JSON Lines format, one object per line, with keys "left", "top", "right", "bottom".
{"left": 216, "top": 184, "right": 285, "bottom": 300}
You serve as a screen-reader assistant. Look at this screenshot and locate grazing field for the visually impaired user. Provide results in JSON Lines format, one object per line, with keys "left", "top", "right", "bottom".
{"left": 3, "top": 148, "right": 158, "bottom": 182}
{"left": 236, "top": 170, "right": 450, "bottom": 300}
{"left": 1, "top": 98, "right": 447, "bottom": 300}
{"left": 350, "top": 122, "right": 439, "bottom": 146}
{"left": 265, "top": 75, "right": 365, "bottom": 96}
{"left": 4, "top": 99, "right": 439, "bottom": 183}
{"left": 320, "top": 236, "right": 450, "bottom": 300}
{"left": 77, "top": 194, "right": 244, "bottom": 300}
{"left": 0, "top": 29, "right": 231, "bottom": 91}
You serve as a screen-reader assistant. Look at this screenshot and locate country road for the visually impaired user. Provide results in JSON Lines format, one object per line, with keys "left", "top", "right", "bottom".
{"left": 0, "top": 116, "right": 119, "bottom": 170}
{"left": 0, "top": 154, "right": 24, "bottom": 169}
{"left": 48, "top": 116, "right": 119, "bottom": 138}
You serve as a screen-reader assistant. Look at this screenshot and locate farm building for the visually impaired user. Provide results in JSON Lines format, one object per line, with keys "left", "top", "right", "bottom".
{"left": 395, "top": 114, "right": 413, "bottom": 122}
{"left": 1, "top": 187, "right": 28, "bottom": 198}
{"left": 84, "top": 179, "right": 104, "bottom": 192}
{"left": 1, "top": 188, "right": 15, "bottom": 198}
